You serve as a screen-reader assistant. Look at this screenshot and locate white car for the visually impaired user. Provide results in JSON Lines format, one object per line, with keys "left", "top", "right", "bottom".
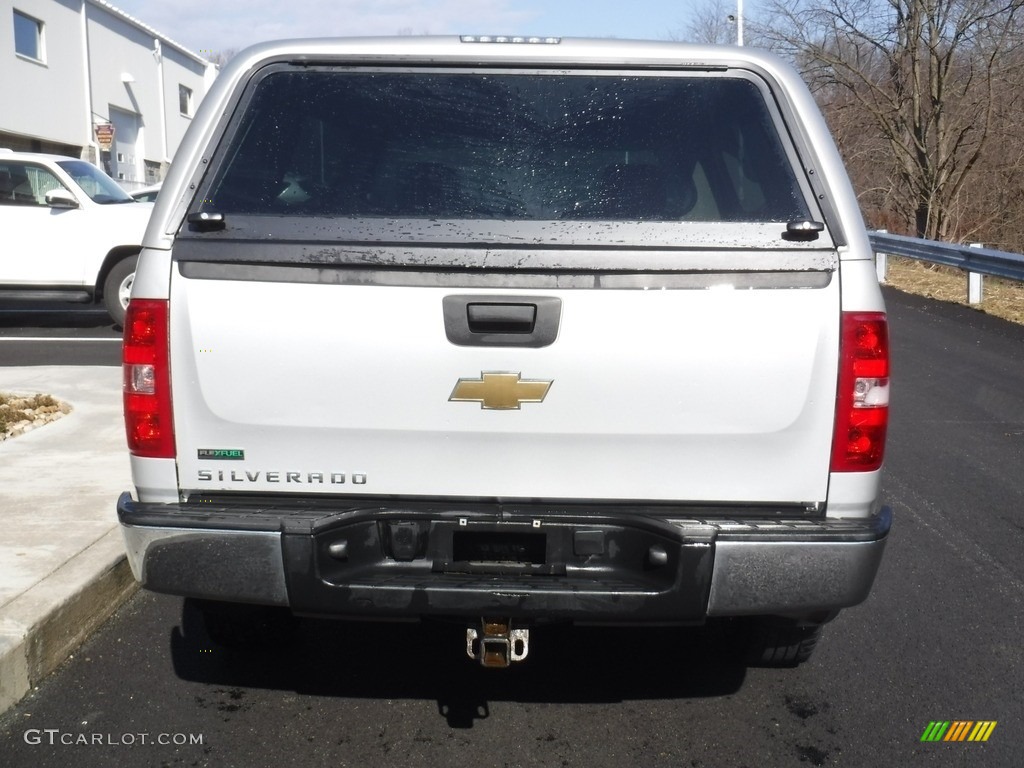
{"left": 130, "top": 183, "right": 162, "bottom": 203}
{"left": 0, "top": 150, "right": 154, "bottom": 325}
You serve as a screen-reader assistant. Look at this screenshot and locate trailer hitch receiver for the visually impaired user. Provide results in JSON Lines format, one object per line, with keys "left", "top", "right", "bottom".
{"left": 466, "top": 618, "right": 529, "bottom": 668}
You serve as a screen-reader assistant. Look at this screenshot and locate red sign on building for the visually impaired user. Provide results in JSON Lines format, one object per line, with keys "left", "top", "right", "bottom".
{"left": 94, "top": 123, "right": 115, "bottom": 150}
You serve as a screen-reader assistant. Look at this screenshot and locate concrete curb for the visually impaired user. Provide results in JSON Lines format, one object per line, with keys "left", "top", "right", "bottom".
{"left": 0, "top": 366, "right": 134, "bottom": 716}
{"left": 0, "top": 531, "right": 137, "bottom": 713}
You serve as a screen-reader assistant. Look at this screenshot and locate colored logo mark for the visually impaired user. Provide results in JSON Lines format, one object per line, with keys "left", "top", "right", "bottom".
{"left": 197, "top": 448, "right": 245, "bottom": 461}
{"left": 920, "top": 721, "right": 997, "bottom": 742}
{"left": 449, "top": 372, "right": 552, "bottom": 410}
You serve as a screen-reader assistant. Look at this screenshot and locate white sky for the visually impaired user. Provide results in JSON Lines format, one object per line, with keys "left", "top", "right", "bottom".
{"left": 102, "top": 0, "right": 708, "bottom": 58}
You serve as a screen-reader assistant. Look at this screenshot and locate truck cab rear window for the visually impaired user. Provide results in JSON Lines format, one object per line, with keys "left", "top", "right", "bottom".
{"left": 201, "top": 69, "right": 811, "bottom": 225}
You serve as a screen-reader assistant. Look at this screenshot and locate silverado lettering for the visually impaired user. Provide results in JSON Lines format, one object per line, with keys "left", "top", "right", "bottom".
{"left": 196, "top": 470, "right": 365, "bottom": 484}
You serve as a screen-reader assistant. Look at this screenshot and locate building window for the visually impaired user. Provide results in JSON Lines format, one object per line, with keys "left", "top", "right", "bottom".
{"left": 179, "top": 84, "right": 193, "bottom": 116}
{"left": 13, "top": 10, "right": 44, "bottom": 63}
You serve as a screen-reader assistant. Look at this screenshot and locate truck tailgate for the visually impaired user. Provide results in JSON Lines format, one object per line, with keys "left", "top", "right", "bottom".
{"left": 170, "top": 266, "right": 839, "bottom": 505}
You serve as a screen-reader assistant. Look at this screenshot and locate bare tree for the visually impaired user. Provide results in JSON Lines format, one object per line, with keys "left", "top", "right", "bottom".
{"left": 207, "top": 49, "right": 238, "bottom": 69}
{"left": 756, "top": 0, "right": 1024, "bottom": 242}
{"left": 672, "top": 0, "right": 743, "bottom": 44}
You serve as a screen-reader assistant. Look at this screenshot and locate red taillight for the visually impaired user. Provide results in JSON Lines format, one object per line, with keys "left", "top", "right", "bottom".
{"left": 123, "top": 299, "right": 175, "bottom": 458}
{"left": 831, "top": 312, "right": 889, "bottom": 472}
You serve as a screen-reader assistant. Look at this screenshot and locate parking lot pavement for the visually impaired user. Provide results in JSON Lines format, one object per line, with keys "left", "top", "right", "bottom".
{"left": 0, "top": 366, "right": 136, "bottom": 714}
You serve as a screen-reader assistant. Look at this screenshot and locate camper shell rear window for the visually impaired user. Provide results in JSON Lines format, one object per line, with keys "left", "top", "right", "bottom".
{"left": 198, "top": 68, "right": 814, "bottom": 222}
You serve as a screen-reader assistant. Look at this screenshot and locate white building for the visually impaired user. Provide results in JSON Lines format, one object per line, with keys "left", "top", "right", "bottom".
{"left": 1, "top": 0, "right": 216, "bottom": 188}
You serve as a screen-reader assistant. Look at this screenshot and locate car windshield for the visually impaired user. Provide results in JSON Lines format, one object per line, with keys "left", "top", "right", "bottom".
{"left": 56, "top": 160, "right": 135, "bottom": 204}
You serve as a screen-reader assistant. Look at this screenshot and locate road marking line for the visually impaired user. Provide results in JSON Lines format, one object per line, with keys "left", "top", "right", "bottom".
{"left": 0, "top": 337, "right": 122, "bottom": 342}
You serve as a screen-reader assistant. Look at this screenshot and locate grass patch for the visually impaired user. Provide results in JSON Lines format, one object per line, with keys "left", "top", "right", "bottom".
{"left": 883, "top": 256, "right": 1024, "bottom": 325}
{"left": 0, "top": 393, "right": 69, "bottom": 438}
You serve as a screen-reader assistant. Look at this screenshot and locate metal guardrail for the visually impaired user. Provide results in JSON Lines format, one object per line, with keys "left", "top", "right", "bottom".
{"left": 868, "top": 231, "right": 1024, "bottom": 303}
{"left": 868, "top": 232, "right": 1024, "bottom": 281}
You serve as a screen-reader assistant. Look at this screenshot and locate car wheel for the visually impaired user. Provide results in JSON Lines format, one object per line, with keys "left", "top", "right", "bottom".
{"left": 103, "top": 255, "right": 138, "bottom": 326}
{"left": 187, "top": 598, "right": 299, "bottom": 649}
{"left": 745, "top": 616, "right": 825, "bottom": 667}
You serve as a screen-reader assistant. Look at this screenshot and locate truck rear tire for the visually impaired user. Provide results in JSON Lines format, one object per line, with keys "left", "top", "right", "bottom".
{"left": 746, "top": 617, "right": 824, "bottom": 667}
{"left": 188, "top": 598, "right": 298, "bottom": 649}
{"left": 102, "top": 255, "right": 138, "bottom": 327}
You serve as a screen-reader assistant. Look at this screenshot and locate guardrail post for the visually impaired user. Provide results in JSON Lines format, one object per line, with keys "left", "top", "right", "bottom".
{"left": 968, "top": 243, "right": 983, "bottom": 304}
{"left": 875, "top": 229, "right": 888, "bottom": 283}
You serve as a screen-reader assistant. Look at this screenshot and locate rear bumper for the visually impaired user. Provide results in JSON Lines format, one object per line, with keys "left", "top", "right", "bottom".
{"left": 116, "top": 493, "right": 890, "bottom": 622}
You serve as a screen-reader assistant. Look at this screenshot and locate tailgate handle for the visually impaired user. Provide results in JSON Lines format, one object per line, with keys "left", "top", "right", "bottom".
{"left": 444, "top": 296, "right": 561, "bottom": 348}
{"left": 467, "top": 303, "right": 535, "bottom": 334}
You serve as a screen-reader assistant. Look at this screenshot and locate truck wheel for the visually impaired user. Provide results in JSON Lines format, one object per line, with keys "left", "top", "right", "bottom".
{"left": 103, "top": 255, "right": 138, "bottom": 326}
{"left": 746, "top": 617, "right": 824, "bottom": 667}
{"left": 188, "top": 598, "right": 298, "bottom": 649}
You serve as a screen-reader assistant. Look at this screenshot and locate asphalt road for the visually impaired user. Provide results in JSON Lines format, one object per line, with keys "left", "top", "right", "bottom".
{"left": 0, "top": 287, "right": 1022, "bottom": 767}
{"left": 0, "top": 300, "right": 121, "bottom": 366}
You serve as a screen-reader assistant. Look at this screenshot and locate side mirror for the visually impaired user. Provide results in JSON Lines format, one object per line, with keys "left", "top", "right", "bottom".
{"left": 45, "top": 189, "right": 80, "bottom": 209}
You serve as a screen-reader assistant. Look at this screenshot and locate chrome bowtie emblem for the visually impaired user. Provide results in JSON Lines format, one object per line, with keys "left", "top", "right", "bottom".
{"left": 449, "top": 372, "right": 553, "bottom": 410}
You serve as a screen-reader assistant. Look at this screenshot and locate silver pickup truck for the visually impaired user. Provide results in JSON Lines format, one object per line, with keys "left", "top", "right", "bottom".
{"left": 117, "top": 36, "right": 891, "bottom": 668}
